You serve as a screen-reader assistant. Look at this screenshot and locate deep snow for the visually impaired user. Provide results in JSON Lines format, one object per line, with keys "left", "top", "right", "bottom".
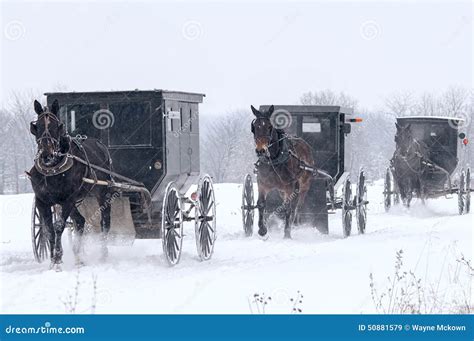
{"left": 0, "top": 181, "right": 472, "bottom": 314}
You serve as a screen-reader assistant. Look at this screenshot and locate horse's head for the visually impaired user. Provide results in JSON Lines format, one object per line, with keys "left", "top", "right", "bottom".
{"left": 30, "top": 99, "right": 67, "bottom": 166}
{"left": 250, "top": 105, "right": 276, "bottom": 156}
{"left": 395, "top": 123, "right": 413, "bottom": 156}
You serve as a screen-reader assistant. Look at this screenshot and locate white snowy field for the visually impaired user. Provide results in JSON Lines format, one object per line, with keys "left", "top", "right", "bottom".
{"left": 0, "top": 181, "right": 472, "bottom": 314}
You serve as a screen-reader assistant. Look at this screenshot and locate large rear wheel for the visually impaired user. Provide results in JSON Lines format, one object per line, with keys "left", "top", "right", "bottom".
{"left": 458, "top": 170, "right": 467, "bottom": 215}
{"left": 384, "top": 168, "right": 392, "bottom": 212}
{"left": 466, "top": 168, "right": 471, "bottom": 214}
{"left": 342, "top": 178, "right": 352, "bottom": 238}
{"left": 241, "top": 174, "right": 255, "bottom": 237}
{"left": 356, "top": 169, "right": 368, "bottom": 234}
{"left": 195, "top": 175, "right": 217, "bottom": 261}
{"left": 162, "top": 183, "right": 184, "bottom": 266}
{"left": 31, "top": 198, "right": 51, "bottom": 263}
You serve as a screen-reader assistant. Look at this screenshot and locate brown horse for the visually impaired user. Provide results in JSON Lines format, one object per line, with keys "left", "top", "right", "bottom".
{"left": 251, "top": 105, "right": 314, "bottom": 239}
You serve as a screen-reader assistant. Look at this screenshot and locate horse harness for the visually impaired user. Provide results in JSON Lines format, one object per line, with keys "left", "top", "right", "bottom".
{"left": 254, "top": 132, "right": 326, "bottom": 185}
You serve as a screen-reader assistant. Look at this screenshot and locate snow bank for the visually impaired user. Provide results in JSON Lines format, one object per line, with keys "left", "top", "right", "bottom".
{"left": 0, "top": 183, "right": 472, "bottom": 314}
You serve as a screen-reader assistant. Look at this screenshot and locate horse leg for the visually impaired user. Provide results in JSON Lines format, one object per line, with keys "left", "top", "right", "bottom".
{"left": 51, "top": 203, "right": 74, "bottom": 271}
{"left": 98, "top": 191, "right": 112, "bottom": 260}
{"left": 419, "top": 180, "right": 426, "bottom": 205}
{"left": 257, "top": 186, "right": 268, "bottom": 237}
{"left": 70, "top": 207, "right": 86, "bottom": 266}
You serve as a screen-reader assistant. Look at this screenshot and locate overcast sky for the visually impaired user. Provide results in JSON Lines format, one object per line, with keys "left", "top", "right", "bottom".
{"left": 1, "top": 0, "right": 472, "bottom": 115}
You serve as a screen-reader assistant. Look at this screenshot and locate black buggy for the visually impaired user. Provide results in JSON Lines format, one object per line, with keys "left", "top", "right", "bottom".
{"left": 241, "top": 105, "right": 368, "bottom": 238}
{"left": 31, "top": 90, "right": 216, "bottom": 266}
{"left": 384, "top": 116, "right": 471, "bottom": 214}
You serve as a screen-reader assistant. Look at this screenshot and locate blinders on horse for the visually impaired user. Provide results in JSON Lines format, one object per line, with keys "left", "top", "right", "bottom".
{"left": 31, "top": 113, "right": 65, "bottom": 149}
{"left": 31, "top": 99, "right": 65, "bottom": 154}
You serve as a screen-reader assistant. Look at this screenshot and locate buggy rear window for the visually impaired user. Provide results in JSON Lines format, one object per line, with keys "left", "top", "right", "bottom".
{"left": 302, "top": 122, "right": 321, "bottom": 133}
{"left": 301, "top": 116, "right": 336, "bottom": 151}
{"left": 410, "top": 122, "right": 453, "bottom": 148}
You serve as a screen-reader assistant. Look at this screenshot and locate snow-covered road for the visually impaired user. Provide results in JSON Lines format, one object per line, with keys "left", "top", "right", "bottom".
{"left": 0, "top": 181, "right": 472, "bottom": 314}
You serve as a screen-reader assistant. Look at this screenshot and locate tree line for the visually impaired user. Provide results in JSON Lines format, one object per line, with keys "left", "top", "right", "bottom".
{"left": 0, "top": 87, "right": 472, "bottom": 193}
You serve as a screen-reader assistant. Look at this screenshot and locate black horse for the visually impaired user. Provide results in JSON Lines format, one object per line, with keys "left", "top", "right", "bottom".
{"left": 28, "top": 99, "right": 114, "bottom": 270}
{"left": 251, "top": 105, "right": 314, "bottom": 239}
{"left": 391, "top": 123, "right": 428, "bottom": 207}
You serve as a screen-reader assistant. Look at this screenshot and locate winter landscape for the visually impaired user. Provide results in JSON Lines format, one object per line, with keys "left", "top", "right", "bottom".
{"left": 1, "top": 0, "right": 472, "bottom": 320}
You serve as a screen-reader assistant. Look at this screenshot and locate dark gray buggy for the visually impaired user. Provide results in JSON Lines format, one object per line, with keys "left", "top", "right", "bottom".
{"left": 384, "top": 116, "right": 471, "bottom": 214}
{"left": 31, "top": 90, "right": 216, "bottom": 266}
{"left": 241, "top": 105, "right": 368, "bottom": 238}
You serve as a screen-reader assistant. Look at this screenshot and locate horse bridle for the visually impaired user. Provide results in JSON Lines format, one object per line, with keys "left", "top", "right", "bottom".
{"left": 33, "top": 112, "right": 63, "bottom": 154}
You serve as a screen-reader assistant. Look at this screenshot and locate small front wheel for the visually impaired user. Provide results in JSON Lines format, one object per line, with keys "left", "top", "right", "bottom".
{"left": 241, "top": 174, "right": 255, "bottom": 237}
{"left": 342, "top": 178, "right": 352, "bottom": 238}
{"left": 356, "top": 169, "right": 368, "bottom": 234}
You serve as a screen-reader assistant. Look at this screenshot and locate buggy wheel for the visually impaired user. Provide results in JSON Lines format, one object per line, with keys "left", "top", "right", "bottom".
{"left": 241, "top": 174, "right": 255, "bottom": 237}
{"left": 31, "top": 197, "right": 50, "bottom": 263}
{"left": 466, "top": 168, "right": 471, "bottom": 214}
{"left": 162, "top": 182, "right": 184, "bottom": 266}
{"left": 458, "top": 170, "right": 466, "bottom": 215}
{"left": 356, "top": 170, "right": 368, "bottom": 234}
{"left": 195, "top": 175, "right": 217, "bottom": 261}
{"left": 384, "top": 168, "right": 391, "bottom": 212}
{"left": 342, "top": 178, "right": 352, "bottom": 238}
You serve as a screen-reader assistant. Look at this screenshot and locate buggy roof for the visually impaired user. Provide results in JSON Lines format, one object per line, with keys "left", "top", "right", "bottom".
{"left": 396, "top": 116, "right": 464, "bottom": 122}
{"left": 259, "top": 105, "right": 353, "bottom": 115}
{"left": 44, "top": 89, "right": 205, "bottom": 103}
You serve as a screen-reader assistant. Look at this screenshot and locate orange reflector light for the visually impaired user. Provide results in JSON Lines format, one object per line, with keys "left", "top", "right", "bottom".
{"left": 463, "top": 138, "right": 469, "bottom": 145}
{"left": 348, "top": 118, "right": 363, "bottom": 123}
{"left": 191, "top": 192, "right": 198, "bottom": 201}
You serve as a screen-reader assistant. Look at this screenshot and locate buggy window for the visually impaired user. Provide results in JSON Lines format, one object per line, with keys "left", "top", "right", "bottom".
{"left": 301, "top": 116, "right": 336, "bottom": 151}
{"left": 108, "top": 102, "right": 152, "bottom": 146}
{"left": 65, "top": 104, "right": 102, "bottom": 138}
{"left": 410, "top": 122, "right": 453, "bottom": 149}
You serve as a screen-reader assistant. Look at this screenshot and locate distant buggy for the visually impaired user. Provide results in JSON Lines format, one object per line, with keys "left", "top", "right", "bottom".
{"left": 384, "top": 116, "right": 471, "bottom": 214}
{"left": 242, "top": 105, "right": 368, "bottom": 238}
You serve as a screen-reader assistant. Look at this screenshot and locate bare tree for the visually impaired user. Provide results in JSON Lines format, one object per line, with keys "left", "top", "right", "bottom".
{"left": 385, "top": 91, "right": 415, "bottom": 117}
{"left": 414, "top": 93, "right": 440, "bottom": 117}
{"left": 201, "top": 110, "right": 255, "bottom": 183}
{"left": 439, "top": 86, "right": 469, "bottom": 117}
{"left": 300, "top": 89, "right": 358, "bottom": 109}
{"left": 0, "top": 89, "right": 42, "bottom": 193}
